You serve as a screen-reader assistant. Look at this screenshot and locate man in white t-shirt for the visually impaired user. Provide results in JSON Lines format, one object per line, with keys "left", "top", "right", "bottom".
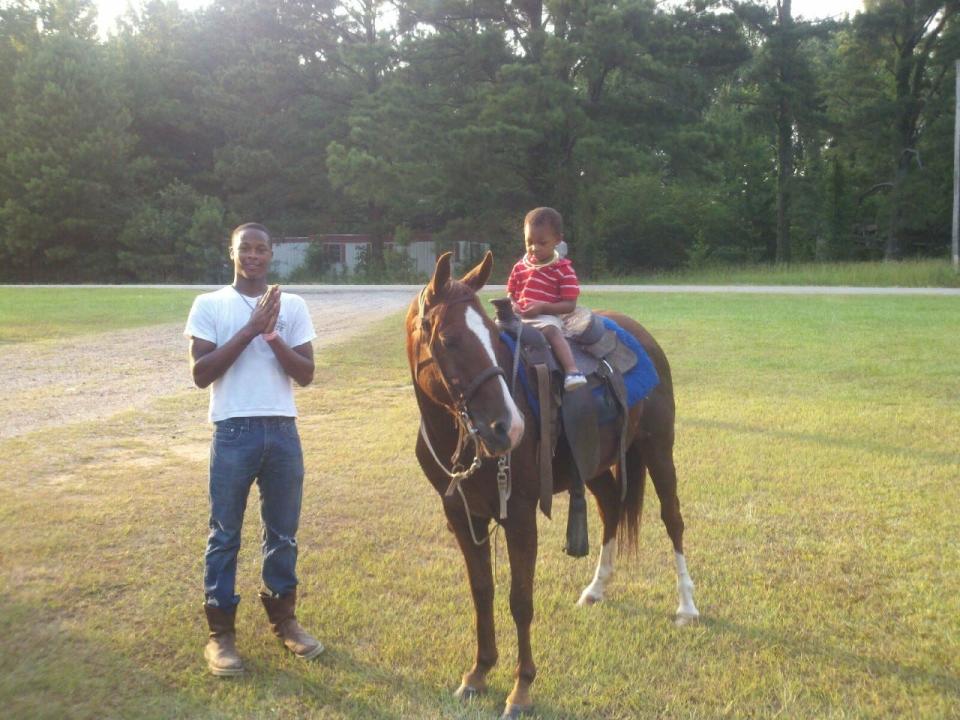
{"left": 184, "top": 222, "right": 323, "bottom": 676}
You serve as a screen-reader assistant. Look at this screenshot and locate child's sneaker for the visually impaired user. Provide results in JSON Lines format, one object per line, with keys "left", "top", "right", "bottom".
{"left": 564, "top": 373, "right": 587, "bottom": 390}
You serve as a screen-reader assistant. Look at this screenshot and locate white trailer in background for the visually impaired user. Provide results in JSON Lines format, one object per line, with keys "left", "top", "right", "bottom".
{"left": 271, "top": 234, "right": 489, "bottom": 280}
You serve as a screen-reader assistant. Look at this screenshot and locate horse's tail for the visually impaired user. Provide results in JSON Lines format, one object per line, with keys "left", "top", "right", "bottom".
{"left": 617, "top": 446, "right": 646, "bottom": 552}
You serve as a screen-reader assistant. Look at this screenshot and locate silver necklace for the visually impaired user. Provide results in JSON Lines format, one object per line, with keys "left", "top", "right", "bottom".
{"left": 523, "top": 250, "right": 559, "bottom": 269}
{"left": 232, "top": 285, "right": 261, "bottom": 313}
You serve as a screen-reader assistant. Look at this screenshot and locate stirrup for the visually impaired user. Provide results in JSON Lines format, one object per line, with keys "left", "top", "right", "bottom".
{"left": 564, "top": 495, "right": 589, "bottom": 557}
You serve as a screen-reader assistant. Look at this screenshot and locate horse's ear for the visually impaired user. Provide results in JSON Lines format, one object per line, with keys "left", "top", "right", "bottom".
{"left": 460, "top": 250, "right": 493, "bottom": 291}
{"left": 428, "top": 251, "right": 453, "bottom": 298}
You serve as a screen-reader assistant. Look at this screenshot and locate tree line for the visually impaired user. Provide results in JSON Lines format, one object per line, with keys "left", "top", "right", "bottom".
{"left": 1, "top": 0, "right": 957, "bottom": 282}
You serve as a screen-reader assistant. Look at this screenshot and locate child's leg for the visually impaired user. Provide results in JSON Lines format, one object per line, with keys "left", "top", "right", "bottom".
{"left": 542, "top": 326, "right": 579, "bottom": 375}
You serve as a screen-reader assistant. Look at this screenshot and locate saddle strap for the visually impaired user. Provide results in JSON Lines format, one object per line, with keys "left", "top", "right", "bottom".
{"left": 534, "top": 363, "right": 553, "bottom": 519}
{"left": 598, "top": 361, "right": 631, "bottom": 502}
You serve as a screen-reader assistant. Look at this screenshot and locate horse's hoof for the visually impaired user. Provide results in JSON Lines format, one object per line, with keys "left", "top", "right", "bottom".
{"left": 675, "top": 612, "right": 700, "bottom": 627}
{"left": 500, "top": 702, "right": 534, "bottom": 720}
{"left": 453, "top": 682, "right": 482, "bottom": 701}
{"left": 576, "top": 592, "right": 601, "bottom": 606}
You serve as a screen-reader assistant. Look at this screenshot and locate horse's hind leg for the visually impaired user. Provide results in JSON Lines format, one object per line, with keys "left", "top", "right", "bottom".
{"left": 447, "top": 510, "right": 498, "bottom": 699}
{"left": 577, "top": 468, "right": 619, "bottom": 606}
{"left": 644, "top": 434, "right": 700, "bottom": 623}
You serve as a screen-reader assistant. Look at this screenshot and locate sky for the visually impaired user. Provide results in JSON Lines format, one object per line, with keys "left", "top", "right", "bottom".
{"left": 93, "top": 0, "right": 866, "bottom": 36}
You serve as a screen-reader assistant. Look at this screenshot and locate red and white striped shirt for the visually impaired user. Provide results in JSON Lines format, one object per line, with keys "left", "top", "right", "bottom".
{"left": 507, "top": 256, "right": 580, "bottom": 311}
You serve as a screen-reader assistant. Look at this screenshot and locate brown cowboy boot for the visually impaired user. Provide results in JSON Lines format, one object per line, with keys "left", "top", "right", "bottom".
{"left": 259, "top": 589, "right": 325, "bottom": 660}
{"left": 203, "top": 604, "right": 245, "bottom": 677}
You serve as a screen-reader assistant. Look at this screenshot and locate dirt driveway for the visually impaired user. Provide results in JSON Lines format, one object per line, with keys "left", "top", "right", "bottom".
{"left": 10, "top": 281, "right": 953, "bottom": 441}
{"left": 1, "top": 290, "right": 414, "bottom": 440}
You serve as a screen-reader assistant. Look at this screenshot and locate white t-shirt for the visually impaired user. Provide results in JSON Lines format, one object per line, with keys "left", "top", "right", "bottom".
{"left": 184, "top": 286, "right": 317, "bottom": 422}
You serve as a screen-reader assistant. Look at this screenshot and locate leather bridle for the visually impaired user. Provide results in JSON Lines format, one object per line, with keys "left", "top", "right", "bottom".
{"left": 414, "top": 286, "right": 507, "bottom": 433}
{"left": 413, "top": 285, "right": 514, "bottom": 537}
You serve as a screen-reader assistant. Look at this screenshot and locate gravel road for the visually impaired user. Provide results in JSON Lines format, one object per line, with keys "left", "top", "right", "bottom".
{"left": 1, "top": 290, "right": 415, "bottom": 440}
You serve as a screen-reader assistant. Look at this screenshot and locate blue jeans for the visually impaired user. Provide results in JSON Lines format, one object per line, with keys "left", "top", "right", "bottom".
{"left": 204, "top": 416, "right": 304, "bottom": 610}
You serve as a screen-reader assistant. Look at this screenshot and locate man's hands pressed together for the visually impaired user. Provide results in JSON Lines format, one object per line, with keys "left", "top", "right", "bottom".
{"left": 247, "top": 285, "right": 280, "bottom": 335}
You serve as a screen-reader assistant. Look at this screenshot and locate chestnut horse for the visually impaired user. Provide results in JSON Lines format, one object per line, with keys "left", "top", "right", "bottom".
{"left": 406, "top": 252, "right": 699, "bottom": 719}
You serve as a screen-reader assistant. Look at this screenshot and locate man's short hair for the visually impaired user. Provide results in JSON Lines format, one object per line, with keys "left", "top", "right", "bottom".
{"left": 231, "top": 222, "right": 272, "bottom": 245}
{"left": 524, "top": 207, "right": 563, "bottom": 237}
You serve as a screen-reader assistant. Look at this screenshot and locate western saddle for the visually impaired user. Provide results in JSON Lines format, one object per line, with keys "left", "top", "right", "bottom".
{"left": 492, "top": 299, "right": 639, "bottom": 557}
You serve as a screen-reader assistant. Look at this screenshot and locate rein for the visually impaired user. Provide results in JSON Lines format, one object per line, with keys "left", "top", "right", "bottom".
{"left": 413, "top": 286, "right": 516, "bottom": 543}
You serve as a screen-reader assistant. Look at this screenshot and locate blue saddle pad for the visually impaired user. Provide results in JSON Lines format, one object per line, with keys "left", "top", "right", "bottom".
{"left": 500, "top": 317, "right": 659, "bottom": 422}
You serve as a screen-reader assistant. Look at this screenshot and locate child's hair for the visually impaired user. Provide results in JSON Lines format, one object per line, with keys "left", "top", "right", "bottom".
{"left": 524, "top": 207, "right": 563, "bottom": 237}
{"left": 231, "top": 222, "right": 272, "bottom": 245}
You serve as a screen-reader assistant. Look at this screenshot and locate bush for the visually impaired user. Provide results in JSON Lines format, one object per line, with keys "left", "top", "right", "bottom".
{"left": 117, "top": 181, "right": 225, "bottom": 282}
{"left": 353, "top": 243, "right": 424, "bottom": 283}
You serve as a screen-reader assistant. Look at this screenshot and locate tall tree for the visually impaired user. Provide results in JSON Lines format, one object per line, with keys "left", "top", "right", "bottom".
{"left": 854, "top": 0, "right": 959, "bottom": 258}
{"left": 325, "top": 0, "right": 433, "bottom": 269}
{"left": 727, "top": 0, "right": 830, "bottom": 262}
{"left": 0, "top": 0, "right": 136, "bottom": 281}
{"left": 113, "top": 1, "right": 227, "bottom": 197}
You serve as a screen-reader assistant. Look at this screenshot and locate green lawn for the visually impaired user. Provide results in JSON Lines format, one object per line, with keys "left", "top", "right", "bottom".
{"left": 1, "top": 290, "right": 958, "bottom": 719}
{"left": 0, "top": 288, "right": 199, "bottom": 344}
{"left": 595, "top": 258, "right": 960, "bottom": 288}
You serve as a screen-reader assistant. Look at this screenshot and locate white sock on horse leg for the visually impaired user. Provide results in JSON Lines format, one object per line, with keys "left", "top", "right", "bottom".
{"left": 674, "top": 551, "right": 699, "bottom": 620}
{"left": 577, "top": 538, "right": 617, "bottom": 606}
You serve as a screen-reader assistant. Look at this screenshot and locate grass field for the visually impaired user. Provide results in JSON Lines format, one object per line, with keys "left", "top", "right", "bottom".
{"left": 595, "top": 259, "right": 960, "bottom": 288}
{"left": 1, "top": 289, "right": 959, "bottom": 719}
{"left": 0, "top": 288, "right": 199, "bottom": 343}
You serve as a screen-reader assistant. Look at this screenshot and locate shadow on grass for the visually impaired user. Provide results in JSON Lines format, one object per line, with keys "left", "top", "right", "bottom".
{"left": 603, "top": 599, "right": 960, "bottom": 700}
{"left": 0, "top": 598, "right": 213, "bottom": 720}
{"left": 681, "top": 417, "right": 960, "bottom": 466}
{"left": 0, "top": 595, "right": 562, "bottom": 720}
{"left": 180, "top": 640, "right": 565, "bottom": 720}
{"left": 221, "top": 646, "right": 434, "bottom": 720}
{"left": 280, "top": 645, "right": 563, "bottom": 720}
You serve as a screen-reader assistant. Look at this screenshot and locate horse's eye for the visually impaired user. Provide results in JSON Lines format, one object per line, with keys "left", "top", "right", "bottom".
{"left": 439, "top": 334, "right": 460, "bottom": 349}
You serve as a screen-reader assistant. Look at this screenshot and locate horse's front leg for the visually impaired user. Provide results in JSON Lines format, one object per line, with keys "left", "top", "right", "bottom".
{"left": 501, "top": 509, "right": 537, "bottom": 719}
{"left": 447, "top": 506, "right": 498, "bottom": 700}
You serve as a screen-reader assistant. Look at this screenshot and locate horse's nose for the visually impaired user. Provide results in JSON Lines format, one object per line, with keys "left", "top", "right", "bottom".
{"left": 489, "top": 419, "right": 512, "bottom": 450}
{"left": 491, "top": 419, "right": 510, "bottom": 441}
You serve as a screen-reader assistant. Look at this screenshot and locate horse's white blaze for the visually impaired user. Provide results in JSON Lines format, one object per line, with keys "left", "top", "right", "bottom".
{"left": 464, "top": 306, "right": 524, "bottom": 448}
{"left": 675, "top": 551, "right": 699, "bottom": 619}
{"left": 577, "top": 538, "right": 617, "bottom": 606}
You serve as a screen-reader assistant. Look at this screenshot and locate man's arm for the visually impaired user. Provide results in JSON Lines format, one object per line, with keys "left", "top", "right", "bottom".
{"left": 265, "top": 338, "right": 314, "bottom": 386}
{"left": 190, "top": 331, "right": 256, "bottom": 388}
{"left": 189, "top": 287, "right": 280, "bottom": 388}
{"left": 262, "top": 293, "right": 315, "bottom": 386}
